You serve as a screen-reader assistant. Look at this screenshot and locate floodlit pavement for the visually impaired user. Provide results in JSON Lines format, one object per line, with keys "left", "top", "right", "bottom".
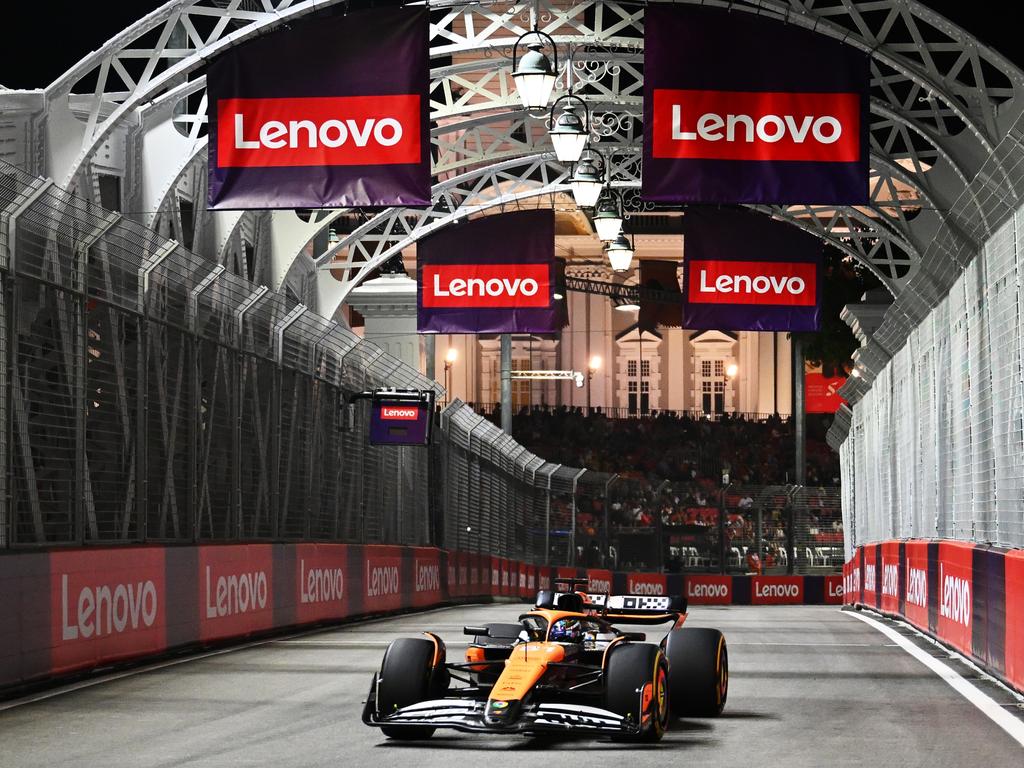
{"left": 1, "top": 604, "right": 1021, "bottom": 767}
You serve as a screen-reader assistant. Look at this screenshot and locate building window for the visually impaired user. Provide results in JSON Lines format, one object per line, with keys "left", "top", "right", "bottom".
{"left": 702, "top": 360, "right": 712, "bottom": 377}
{"left": 628, "top": 360, "right": 637, "bottom": 377}
{"left": 641, "top": 360, "right": 650, "bottom": 377}
{"left": 714, "top": 360, "right": 724, "bottom": 377}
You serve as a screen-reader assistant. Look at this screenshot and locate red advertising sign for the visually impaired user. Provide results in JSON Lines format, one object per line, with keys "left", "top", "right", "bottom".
{"left": 880, "top": 541, "right": 900, "bottom": 614}
{"left": 842, "top": 557, "right": 860, "bottom": 605}
{"left": 1005, "top": 550, "right": 1024, "bottom": 693}
{"left": 686, "top": 260, "right": 817, "bottom": 306}
{"left": 50, "top": 548, "right": 166, "bottom": 674}
{"left": 364, "top": 546, "right": 403, "bottom": 613}
{"left": 824, "top": 574, "right": 844, "bottom": 605}
{"left": 586, "top": 569, "right": 613, "bottom": 595}
{"left": 903, "top": 540, "right": 930, "bottom": 631}
{"left": 628, "top": 572, "right": 668, "bottom": 597}
{"left": 806, "top": 372, "right": 848, "bottom": 413}
{"left": 410, "top": 549, "right": 442, "bottom": 608}
{"left": 207, "top": 6, "right": 430, "bottom": 209}
{"left": 685, "top": 574, "right": 732, "bottom": 605}
{"left": 216, "top": 95, "right": 421, "bottom": 168}
{"left": 294, "top": 544, "right": 347, "bottom": 624}
{"left": 651, "top": 89, "right": 861, "bottom": 163}
{"left": 862, "top": 545, "right": 878, "bottom": 609}
{"left": 936, "top": 542, "right": 974, "bottom": 657}
{"left": 420, "top": 264, "right": 551, "bottom": 309}
{"left": 752, "top": 575, "right": 804, "bottom": 605}
{"left": 199, "top": 545, "right": 273, "bottom": 642}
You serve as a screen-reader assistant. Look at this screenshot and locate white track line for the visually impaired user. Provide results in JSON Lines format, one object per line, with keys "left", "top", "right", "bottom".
{"left": 0, "top": 602, "right": 479, "bottom": 712}
{"left": 848, "top": 610, "right": 1024, "bottom": 748}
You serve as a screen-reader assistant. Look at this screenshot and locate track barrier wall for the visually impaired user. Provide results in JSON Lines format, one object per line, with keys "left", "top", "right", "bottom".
{"left": 844, "top": 541, "right": 1024, "bottom": 695}
{"left": 0, "top": 545, "right": 842, "bottom": 692}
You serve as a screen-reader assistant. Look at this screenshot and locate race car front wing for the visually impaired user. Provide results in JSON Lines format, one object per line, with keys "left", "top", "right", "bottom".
{"left": 363, "top": 677, "right": 639, "bottom": 736}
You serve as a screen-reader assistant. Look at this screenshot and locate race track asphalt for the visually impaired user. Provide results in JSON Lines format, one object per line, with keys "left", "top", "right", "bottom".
{"left": 1, "top": 604, "right": 1021, "bottom": 767}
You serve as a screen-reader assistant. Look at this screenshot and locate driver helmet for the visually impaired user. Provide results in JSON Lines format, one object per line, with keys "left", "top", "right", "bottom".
{"left": 549, "top": 618, "right": 584, "bottom": 644}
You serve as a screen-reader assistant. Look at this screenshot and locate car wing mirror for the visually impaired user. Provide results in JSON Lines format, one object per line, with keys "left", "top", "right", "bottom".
{"left": 463, "top": 626, "right": 490, "bottom": 637}
{"left": 621, "top": 631, "right": 646, "bottom": 641}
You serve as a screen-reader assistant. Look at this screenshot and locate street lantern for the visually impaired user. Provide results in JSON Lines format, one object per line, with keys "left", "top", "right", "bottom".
{"left": 570, "top": 152, "right": 605, "bottom": 208}
{"left": 592, "top": 189, "right": 623, "bottom": 241}
{"left": 726, "top": 363, "right": 738, "bottom": 379}
{"left": 511, "top": 31, "right": 557, "bottom": 110}
{"left": 548, "top": 94, "right": 589, "bottom": 163}
{"left": 604, "top": 232, "right": 634, "bottom": 272}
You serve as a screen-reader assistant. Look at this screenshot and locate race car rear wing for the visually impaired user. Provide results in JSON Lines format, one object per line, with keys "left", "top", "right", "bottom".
{"left": 541, "top": 578, "right": 687, "bottom": 624}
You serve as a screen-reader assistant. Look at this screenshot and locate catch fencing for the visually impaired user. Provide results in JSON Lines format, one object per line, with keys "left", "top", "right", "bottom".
{"left": 837, "top": 202, "right": 1024, "bottom": 554}
{"left": 0, "top": 160, "right": 843, "bottom": 575}
{"left": 0, "top": 160, "right": 443, "bottom": 550}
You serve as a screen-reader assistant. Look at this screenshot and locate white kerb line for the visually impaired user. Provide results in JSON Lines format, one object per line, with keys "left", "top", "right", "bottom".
{"left": 848, "top": 610, "right": 1024, "bottom": 749}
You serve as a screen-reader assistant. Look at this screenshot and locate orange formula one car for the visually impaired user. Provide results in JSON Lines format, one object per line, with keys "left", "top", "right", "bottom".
{"left": 362, "top": 578, "right": 728, "bottom": 741}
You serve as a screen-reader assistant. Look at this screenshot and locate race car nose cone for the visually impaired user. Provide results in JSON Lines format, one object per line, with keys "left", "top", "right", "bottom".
{"left": 485, "top": 698, "right": 522, "bottom": 724}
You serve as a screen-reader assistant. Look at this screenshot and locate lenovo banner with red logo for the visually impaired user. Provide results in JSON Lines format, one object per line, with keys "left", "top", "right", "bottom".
{"left": 417, "top": 210, "right": 561, "bottom": 334}
{"left": 642, "top": 4, "right": 869, "bottom": 204}
{"left": 682, "top": 208, "right": 823, "bottom": 331}
{"left": 207, "top": 6, "right": 429, "bottom": 209}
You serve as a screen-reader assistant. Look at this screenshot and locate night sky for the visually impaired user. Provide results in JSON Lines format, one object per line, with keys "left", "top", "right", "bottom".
{"left": 0, "top": 2, "right": 1016, "bottom": 89}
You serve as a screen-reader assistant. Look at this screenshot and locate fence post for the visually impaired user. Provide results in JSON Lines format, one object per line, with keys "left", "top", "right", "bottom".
{"left": 786, "top": 501, "right": 796, "bottom": 575}
{"left": 719, "top": 482, "right": 730, "bottom": 573}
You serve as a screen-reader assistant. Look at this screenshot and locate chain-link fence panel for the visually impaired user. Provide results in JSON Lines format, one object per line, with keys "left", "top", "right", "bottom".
{"left": 0, "top": 160, "right": 444, "bottom": 552}
{"left": 839, "top": 202, "right": 1024, "bottom": 551}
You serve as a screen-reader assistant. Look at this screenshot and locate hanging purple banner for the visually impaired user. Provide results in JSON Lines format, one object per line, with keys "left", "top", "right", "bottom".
{"left": 207, "top": 6, "right": 430, "bottom": 210}
{"left": 682, "top": 208, "right": 822, "bottom": 332}
{"left": 642, "top": 5, "right": 869, "bottom": 205}
{"left": 417, "top": 210, "right": 560, "bottom": 334}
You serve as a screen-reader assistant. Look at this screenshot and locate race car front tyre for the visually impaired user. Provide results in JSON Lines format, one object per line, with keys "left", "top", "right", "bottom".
{"left": 663, "top": 627, "right": 728, "bottom": 717}
{"left": 377, "top": 637, "right": 441, "bottom": 740}
{"left": 604, "top": 643, "right": 669, "bottom": 742}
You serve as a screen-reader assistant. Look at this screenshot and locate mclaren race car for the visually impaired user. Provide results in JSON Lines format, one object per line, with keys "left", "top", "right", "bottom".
{"left": 362, "top": 577, "right": 728, "bottom": 741}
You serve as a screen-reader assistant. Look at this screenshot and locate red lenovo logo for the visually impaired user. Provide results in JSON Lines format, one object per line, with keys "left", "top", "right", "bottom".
{"left": 688, "top": 260, "right": 816, "bottom": 306}
{"left": 380, "top": 405, "right": 419, "bottom": 421}
{"left": 652, "top": 89, "right": 860, "bottom": 162}
{"left": 421, "top": 264, "right": 551, "bottom": 309}
{"left": 216, "top": 95, "right": 421, "bottom": 168}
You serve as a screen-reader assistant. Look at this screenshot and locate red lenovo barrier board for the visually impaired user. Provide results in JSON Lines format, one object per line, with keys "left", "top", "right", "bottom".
{"left": 937, "top": 541, "right": 974, "bottom": 657}
{"left": 587, "top": 569, "right": 613, "bottom": 595}
{"left": 49, "top": 548, "right": 166, "bottom": 675}
{"left": 363, "top": 546, "right": 403, "bottom": 613}
{"left": 880, "top": 541, "right": 900, "bottom": 615}
{"left": 862, "top": 544, "right": 878, "bottom": 609}
{"left": 410, "top": 548, "right": 442, "bottom": 608}
{"left": 199, "top": 545, "right": 273, "bottom": 642}
{"left": 685, "top": 574, "right": 733, "bottom": 605}
{"left": 628, "top": 571, "right": 668, "bottom": 597}
{"left": 293, "top": 544, "right": 347, "bottom": 624}
{"left": 824, "top": 575, "right": 844, "bottom": 605}
{"left": 1006, "top": 550, "right": 1024, "bottom": 692}
{"left": 50, "top": 548, "right": 162, "bottom": 674}
{"left": 752, "top": 575, "right": 804, "bottom": 605}
{"left": 903, "top": 540, "right": 930, "bottom": 631}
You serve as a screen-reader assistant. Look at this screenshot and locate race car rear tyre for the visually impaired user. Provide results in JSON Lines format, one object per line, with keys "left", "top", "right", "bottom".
{"left": 663, "top": 628, "right": 728, "bottom": 717}
{"left": 604, "top": 643, "right": 669, "bottom": 742}
{"left": 377, "top": 637, "right": 441, "bottom": 740}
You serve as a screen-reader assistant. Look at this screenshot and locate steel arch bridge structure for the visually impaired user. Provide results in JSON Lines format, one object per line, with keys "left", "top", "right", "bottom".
{"left": 5, "top": 0, "right": 1024, "bottom": 408}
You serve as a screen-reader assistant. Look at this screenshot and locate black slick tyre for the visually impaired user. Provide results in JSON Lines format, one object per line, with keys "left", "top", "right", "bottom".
{"left": 663, "top": 628, "right": 728, "bottom": 717}
{"left": 377, "top": 637, "right": 440, "bottom": 740}
{"left": 603, "top": 643, "right": 670, "bottom": 742}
